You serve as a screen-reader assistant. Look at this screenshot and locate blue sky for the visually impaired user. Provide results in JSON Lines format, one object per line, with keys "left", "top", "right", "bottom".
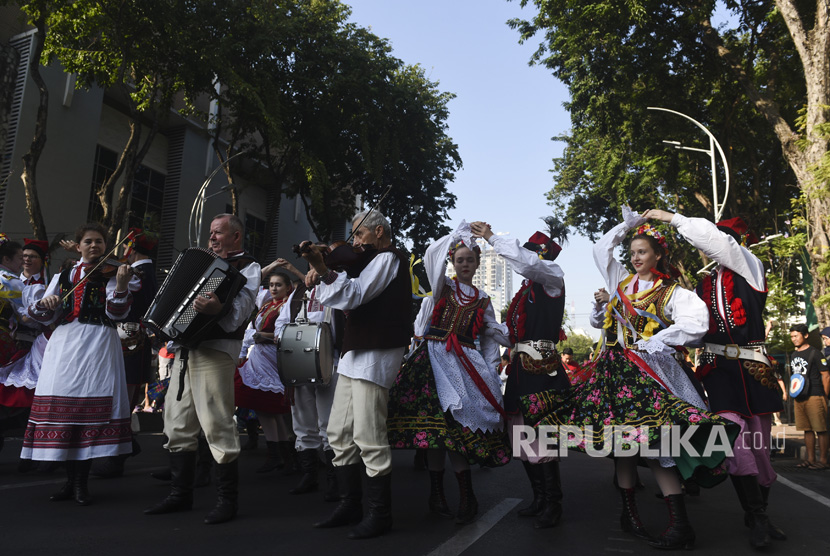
{"left": 346, "top": 0, "right": 603, "bottom": 336}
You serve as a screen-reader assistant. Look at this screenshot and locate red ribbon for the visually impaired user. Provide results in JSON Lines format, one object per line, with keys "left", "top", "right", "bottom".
{"left": 623, "top": 348, "right": 672, "bottom": 393}
{"left": 444, "top": 334, "right": 506, "bottom": 419}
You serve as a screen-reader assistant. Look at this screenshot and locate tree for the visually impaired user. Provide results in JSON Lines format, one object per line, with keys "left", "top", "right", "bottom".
{"left": 509, "top": 1, "right": 830, "bottom": 318}
{"left": 558, "top": 332, "right": 595, "bottom": 362}
{"left": 208, "top": 0, "right": 459, "bottom": 260}
{"left": 41, "top": 0, "right": 226, "bottom": 242}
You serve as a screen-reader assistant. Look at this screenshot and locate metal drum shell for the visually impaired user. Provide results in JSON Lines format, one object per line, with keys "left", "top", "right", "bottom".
{"left": 277, "top": 322, "right": 334, "bottom": 385}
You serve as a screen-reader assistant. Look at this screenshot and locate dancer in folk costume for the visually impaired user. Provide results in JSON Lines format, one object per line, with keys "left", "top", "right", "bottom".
{"left": 643, "top": 209, "right": 786, "bottom": 549}
{"left": 388, "top": 221, "right": 510, "bottom": 525}
{"left": 235, "top": 268, "right": 295, "bottom": 474}
{"left": 1, "top": 238, "right": 50, "bottom": 457}
{"left": 520, "top": 207, "right": 739, "bottom": 549}
{"left": 470, "top": 221, "right": 570, "bottom": 529}
{"left": 21, "top": 223, "right": 139, "bottom": 505}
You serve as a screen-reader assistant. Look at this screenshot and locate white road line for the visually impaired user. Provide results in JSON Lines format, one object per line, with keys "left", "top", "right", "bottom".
{"left": 425, "top": 497, "right": 521, "bottom": 556}
{"left": 777, "top": 475, "right": 830, "bottom": 509}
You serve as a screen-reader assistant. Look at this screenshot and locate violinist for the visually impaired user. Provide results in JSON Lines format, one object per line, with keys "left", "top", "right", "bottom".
{"left": 301, "top": 209, "right": 411, "bottom": 540}
{"left": 93, "top": 228, "right": 159, "bottom": 478}
{"left": 21, "top": 222, "right": 140, "bottom": 506}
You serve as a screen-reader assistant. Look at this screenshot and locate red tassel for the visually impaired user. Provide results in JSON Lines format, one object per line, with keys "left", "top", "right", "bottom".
{"left": 731, "top": 297, "right": 746, "bottom": 326}
{"left": 559, "top": 329, "right": 568, "bottom": 342}
{"left": 431, "top": 297, "right": 447, "bottom": 326}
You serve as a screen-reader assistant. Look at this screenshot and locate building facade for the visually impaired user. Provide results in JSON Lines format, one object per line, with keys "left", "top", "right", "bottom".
{"left": 0, "top": 18, "right": 322, "bottom": 278}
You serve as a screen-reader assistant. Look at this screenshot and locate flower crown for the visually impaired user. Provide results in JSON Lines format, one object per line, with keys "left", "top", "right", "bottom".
{"left": 448, "top": 240, "right": 480, "bottom": 260}
{"left": 635, "top": 224, "right": 668, "bottom": 250}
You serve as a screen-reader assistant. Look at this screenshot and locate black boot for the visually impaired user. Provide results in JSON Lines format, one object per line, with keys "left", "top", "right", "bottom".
{"left": 535, "top": 461, "right": 562, "bottom": 529}
{"left": 204, "top": 460, "right": 239, "bottom": 524}
{"left": 91, "top": 455, "right": 127, "bottom": 478}
{"left": 732, "top": 475, "right": 771, "bottom": 548}
{"left": 454, "top": 470, "right": 478, "bottom": 525}
{"left": 759, "top": 485, "right": 786, "bottom": 541}
{"left": 413, "top": 448, "right": 427, "bottom": 471}
{"left": 619, "top": 487, "right": 651, "bottom": 541}
{"left": 517, "top": 460, "right": 544, "bottom": 517}
{"left": 150, "top": 468, "right": 172, "bottom": 481}
{"left": 314, "top": 463, "right": 363, "bottom": 528}
{"left": 278, "top": 440, "right": 299, "bottom": 475}
{"left": 50, "top": 461, "right": 76, "bottom": 502}
{"left": 289, "top": 450, "right": 319, "bottom": 495}
{"left": 195, "top": 436, "right": 213, "bottom": 488}
{"left": 73, "top": 460, "right": 93, "bottom": 506}
{"left": 648, "top": 494, "right": 696, "bottom": 550}
{"left": 348, "top": 473, "right": 393, "bottom": 539}
{"left": 256, "top": 441, "right": 284, "bottom": 474}
{"left": 323, "top": 450, "right": 339, "bottom": 502}
{"left": 144, "top": 451, "right": 196, "bottom": 515}
{"left": 241, "top": 420, "right": 258, "bottom": 451}
{"left": 428, "top": 469, "right": 452, "bottom": 517}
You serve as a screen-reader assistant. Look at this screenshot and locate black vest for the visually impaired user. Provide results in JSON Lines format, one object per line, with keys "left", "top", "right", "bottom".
{"left": 503, "top": 280, "right": 570, "bottom": 413}
{"left": 58, "top": 268, "right": 114, "bottom": 328}
{"left": 340, "top": 247, "right": 412, "bottom": 356}
{"left": 696, "top": 269, "right": 782, "bottom": 415}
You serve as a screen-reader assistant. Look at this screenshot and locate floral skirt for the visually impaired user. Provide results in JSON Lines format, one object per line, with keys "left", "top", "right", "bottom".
{"left": 387, "top": 343, "right": 511, "bottom": 468}
{"left": 521, "top": 348, "right": 739, "bottom": 487}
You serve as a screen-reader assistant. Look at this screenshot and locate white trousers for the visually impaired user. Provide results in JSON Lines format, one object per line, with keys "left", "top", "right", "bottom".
{"left": 291, "top": 372, "right": 338, "bottom": 452}
{"left": 164, "top": 348, "right": 240, "bottom": 464}
{"left": 327, "top": 374, "right": 391, "bottom": 477}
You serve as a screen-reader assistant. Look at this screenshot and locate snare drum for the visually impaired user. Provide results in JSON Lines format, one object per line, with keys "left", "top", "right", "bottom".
{"left": 277, "top": 322, "right": 334, "bottom": 385}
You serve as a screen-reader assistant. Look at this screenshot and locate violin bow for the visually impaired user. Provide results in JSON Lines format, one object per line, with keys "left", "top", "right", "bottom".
{"left": 59, "top": 230, "right": 137, "bottom": 304}
{"left": 345, "top": 184, "right": 394, "bottom": 244}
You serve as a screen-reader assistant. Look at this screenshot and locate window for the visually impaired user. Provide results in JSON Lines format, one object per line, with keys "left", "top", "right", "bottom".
{"left": 88, "top": 145, "right": 166, "bottom": 231}
{"left": 244, "top": 212, "right": 266, "bottom": 256}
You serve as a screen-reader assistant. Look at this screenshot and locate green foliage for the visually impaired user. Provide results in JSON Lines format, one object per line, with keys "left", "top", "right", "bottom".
{"left": 558, "top": 332, "right": 595, "bottom": 362}
{"left": 508, "top": 0, "right": 802, "bottom": 286}
{"left": 207, "top": 0, "right": 459, "bottom": 254}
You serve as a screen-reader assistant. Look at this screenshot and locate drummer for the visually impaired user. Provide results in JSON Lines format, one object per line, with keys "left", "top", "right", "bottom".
{"left": 300, "top": 209, "right": 411, "bottom": 540}
{"left": 278, "top": 244, "right": 345, "bottom": 501}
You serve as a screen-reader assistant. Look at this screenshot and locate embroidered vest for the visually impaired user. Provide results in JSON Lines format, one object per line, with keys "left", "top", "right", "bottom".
{"left": 696, "top": 268, "right": 766, "bottom": 347}
{"left": 505, "top": 280, "right": 565, "bottom": 344}
{"left": 604, "top": 278, "right": 676, "bottom": 348}
{"left": 424, "top": 284, "right": 489, "bottom": 349}
{"left": 58, "top": 269, "right": 114, "bottom": 328}
{"left": 258, "top": 298, "right": 286, "bottom": 334}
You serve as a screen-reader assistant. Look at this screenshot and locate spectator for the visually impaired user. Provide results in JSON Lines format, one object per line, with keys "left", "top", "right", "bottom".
{"left": 820, "top": 326, "right": 830, "bottom": 359}
{"left": 788, "top": 324, "right": 829, "bottom": 470}
{"left": 560, "top": 347, "right": 580, "bottom": 378}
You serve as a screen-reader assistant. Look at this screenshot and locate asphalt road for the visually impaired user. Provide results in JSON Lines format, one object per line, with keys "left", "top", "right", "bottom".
{"left": 1, "top": 431, "right": 829, "bottom": 556}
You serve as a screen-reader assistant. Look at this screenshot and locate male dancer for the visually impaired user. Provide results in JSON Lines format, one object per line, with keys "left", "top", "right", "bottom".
{"left": 643, "top": 209, "right": 786, "bottom": 549}
{"left": 145, "top": 214, "right": 260, "bottom": 524}
{"left": 471, "top": 221, "right": 569, "bottom": 529}
{"left": 300, "top": 210, "right": 411, "bottom": 540}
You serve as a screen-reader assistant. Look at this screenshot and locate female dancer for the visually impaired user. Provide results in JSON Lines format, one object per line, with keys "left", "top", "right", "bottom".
{"left": 520, "top": 208, "right": 738, "bottom": 549}
{"left": 21, "top": 223, "right": 139, "bottom": 505}
{"left": 235, "top": 267, "right": 297, "bottom": 475}
{"left": 388, "top": 221, "right": 510, "bottom": 525}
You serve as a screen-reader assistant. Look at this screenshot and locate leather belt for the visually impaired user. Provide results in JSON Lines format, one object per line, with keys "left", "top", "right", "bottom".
{"left": 704, "top": 343, "right": 769, "bottom": 365}
{"left": 515, "top": 339, "right": 557, "bottom": 361}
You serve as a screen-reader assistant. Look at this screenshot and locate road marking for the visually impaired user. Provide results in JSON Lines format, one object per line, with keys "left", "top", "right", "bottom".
{"left": 777, "top": 475, "right": 830, "bottom": 509}
{"left": 425, "top": 497, "right": 521, "bottom": 556}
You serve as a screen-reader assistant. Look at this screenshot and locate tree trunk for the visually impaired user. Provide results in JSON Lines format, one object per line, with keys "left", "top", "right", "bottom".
{"left": 19, "top": 22, "right": 48, "bottom": 241}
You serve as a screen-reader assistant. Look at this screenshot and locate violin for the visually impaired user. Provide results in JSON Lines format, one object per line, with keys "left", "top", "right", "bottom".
{"left": 292, "top": 241, "right": 378, "bottom": 278}
{"left": 90, "top": 257, "right": 144, "bottom": 279}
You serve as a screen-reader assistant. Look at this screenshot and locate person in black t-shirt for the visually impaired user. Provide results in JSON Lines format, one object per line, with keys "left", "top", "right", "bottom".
{"left": 788, "top": 324, "right": 829, "bottom": 469}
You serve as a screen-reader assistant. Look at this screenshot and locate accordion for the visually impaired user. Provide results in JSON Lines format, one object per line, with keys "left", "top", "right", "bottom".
{"left": 143, "top": 247, "right": 247, "bottom": 347}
